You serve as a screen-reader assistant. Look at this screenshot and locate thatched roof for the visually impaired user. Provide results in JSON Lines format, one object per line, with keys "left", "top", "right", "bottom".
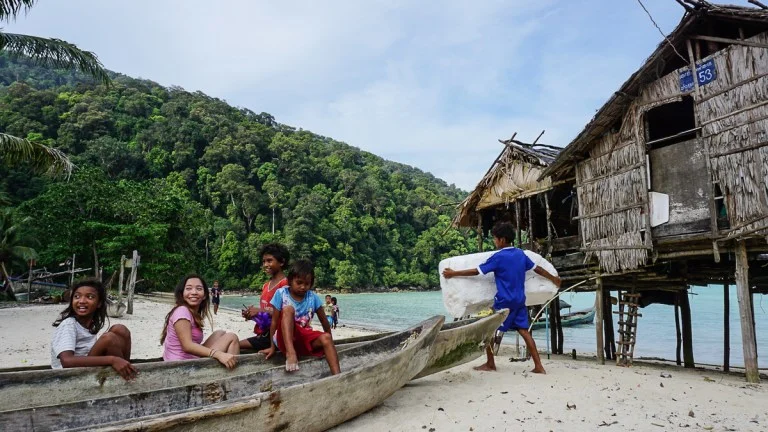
{"left": 453, "top": 135, "right": 561, "bottom": 227}
{"left": 542, "top": 1, "right": 768, "bottom": 180}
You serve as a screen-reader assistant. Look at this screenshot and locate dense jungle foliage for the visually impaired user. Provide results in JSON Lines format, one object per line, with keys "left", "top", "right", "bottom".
{"left": 0, "top": 56, "right": 482, "bottom": 292}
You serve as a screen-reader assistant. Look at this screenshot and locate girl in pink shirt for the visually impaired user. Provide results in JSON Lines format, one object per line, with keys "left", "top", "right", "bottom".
{"left": 160, "top": 274, "right": 239, "bottom": 368}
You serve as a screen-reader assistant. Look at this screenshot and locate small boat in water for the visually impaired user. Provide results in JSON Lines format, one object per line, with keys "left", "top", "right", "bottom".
{"left": 0, "top": 316, "right": 444, "bottom": 432}
{"left": 530, "top": 307, "right": 595, "bottom": 330}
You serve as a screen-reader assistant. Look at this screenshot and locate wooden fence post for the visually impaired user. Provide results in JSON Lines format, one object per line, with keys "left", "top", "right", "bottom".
{"left": 127, "top": 250, "right": 139, "bottom": 315}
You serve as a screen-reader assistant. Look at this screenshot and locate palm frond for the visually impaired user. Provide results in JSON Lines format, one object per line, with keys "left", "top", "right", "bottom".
{"left": 0, "top": 133, "right": 74, "bottom": 177}
{"left": 0, "top": 32, "right": 110, "bottom": 85}
{"left": 0, "top": 0, "right": 36, "bottom": 21}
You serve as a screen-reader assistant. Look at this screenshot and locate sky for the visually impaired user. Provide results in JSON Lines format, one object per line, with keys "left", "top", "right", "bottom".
{"left": 5, "top": 0, "right": 692, "bottom": 191}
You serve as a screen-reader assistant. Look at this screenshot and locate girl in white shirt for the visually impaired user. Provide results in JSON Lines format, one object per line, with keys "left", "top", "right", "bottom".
{"left": 51, "top": 278, "right": 136, "bottom": 380}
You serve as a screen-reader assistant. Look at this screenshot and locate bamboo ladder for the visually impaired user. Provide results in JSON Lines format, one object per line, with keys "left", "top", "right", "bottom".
{"left": 614, "top": 292, "right": 642, "bottom": 366}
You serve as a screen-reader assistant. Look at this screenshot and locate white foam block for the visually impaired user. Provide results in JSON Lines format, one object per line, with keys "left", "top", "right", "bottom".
{"left": 439, "top": 249, "right": 558, "bottom": 318}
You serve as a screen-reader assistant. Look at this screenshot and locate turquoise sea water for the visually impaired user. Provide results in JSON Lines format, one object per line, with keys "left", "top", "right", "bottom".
{"left": 222, "top": 286, "right": 768, "bottom": 368}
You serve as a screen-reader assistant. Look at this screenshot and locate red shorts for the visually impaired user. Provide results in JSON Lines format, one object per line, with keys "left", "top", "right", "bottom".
{"left": 275, "top": 324, "right": 326, "bottom": 357}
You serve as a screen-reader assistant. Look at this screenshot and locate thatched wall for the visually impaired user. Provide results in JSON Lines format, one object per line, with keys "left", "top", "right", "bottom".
{"left": 575, "top": 104, "right": 650, "bottom": 273}
{"left": 697, "top": 32, "right": 768, "bottom": 240}
{"left": 574, "top": 29, "right": 768, "bottom": 272}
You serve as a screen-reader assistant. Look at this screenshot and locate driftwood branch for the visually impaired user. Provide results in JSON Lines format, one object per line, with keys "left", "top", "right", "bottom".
{"left": 748, "top": 0, "right": 768, "bottom": 10}
{"left": 532, "top": 130, "right": 546, "bottom": 145}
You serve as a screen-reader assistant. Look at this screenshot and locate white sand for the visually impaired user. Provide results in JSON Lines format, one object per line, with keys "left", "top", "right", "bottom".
{"left": 1, "top": 301, "right": 765, "bottom": 431}
{"left": 0, "top": 297, "right": 374, "bottom": 368}
{"left": 333, "top": 348, "right": 766, "bottom": 431}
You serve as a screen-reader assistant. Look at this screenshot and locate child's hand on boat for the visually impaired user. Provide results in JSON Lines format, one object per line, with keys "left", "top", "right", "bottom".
{"left": 212, "top": 351, "right": 237, "bottom": 369}
{"left": 259, "top": 346, "right": 276, "bottom": 359}
{"left": 111, "top": 357, "right": 137, "bottom": 380}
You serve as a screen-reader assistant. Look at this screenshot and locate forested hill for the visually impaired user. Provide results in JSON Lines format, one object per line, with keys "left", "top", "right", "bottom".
{"left": 0, "top": 56, "right": 481, "bottom": 291}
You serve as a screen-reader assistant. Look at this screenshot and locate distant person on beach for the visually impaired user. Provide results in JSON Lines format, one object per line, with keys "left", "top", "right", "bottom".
{"left": 51, "top": 278, "right": 136, "bottom": 380}
{"left": 324, "top": 295, "right": 335, "bottom": 328}
{"left": 442, "top": 221, "right": 560, "bottom": 374}
{"left": 160, "top": 274, "right": 239, "bottom": 369}
{"left": 240, "top": 243, "right": 290, "bottom": 351}
{"left": 331, "top": 296, "right": 339, "bottom": 329}
{"left": 262, "top": 259, "right": 340, "bottom": 374}
{"left": 211, "top": 280, "right": 222, "bottom": 315}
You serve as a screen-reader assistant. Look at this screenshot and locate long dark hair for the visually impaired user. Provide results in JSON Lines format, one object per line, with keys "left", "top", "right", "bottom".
{"left": 160, "top": 274, "right": 211, "bottom": 344}
{"left": 53, "top": 278, "right": 107, "bottom": 335}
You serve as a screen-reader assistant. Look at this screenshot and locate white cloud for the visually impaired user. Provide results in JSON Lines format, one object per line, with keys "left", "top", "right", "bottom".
{"left": 5, "top": 0, "right": 688, "bottom": 190}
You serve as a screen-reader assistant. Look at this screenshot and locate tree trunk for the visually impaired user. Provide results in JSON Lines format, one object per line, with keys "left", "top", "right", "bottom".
{"left": 0, "top": 261, "right": 17, "bottom": 300}
{"left": 92, "top": 241, "right": 100, "bottom": 279}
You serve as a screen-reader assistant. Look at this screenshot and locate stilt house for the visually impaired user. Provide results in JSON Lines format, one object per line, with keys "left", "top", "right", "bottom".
{"left": 456, "top": 2, "right": 768, "bottom": 382}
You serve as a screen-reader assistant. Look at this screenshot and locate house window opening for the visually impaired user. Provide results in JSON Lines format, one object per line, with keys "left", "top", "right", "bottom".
{"left": 645, "top": 96, "right": 697, "bottom": 149}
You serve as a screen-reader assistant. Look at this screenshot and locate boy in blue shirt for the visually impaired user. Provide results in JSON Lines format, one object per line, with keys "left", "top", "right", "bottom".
{"left": 262, "top": 259, "right": 340, "bottom": 375}
{"left": 443, "top": 222, "right": 560, "bottom": 374}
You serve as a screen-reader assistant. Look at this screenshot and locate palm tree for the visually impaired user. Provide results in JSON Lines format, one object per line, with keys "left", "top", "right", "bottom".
{"left": 0, "top": 209, "right": 37, "bottom": 299}
{"left": 0, "top": 0, "right": 111, "bottom": 177}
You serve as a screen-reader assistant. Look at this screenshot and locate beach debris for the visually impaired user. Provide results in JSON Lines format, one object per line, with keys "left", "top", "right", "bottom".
{"left": 526, "top": 400, "right": 535, "bottom": 404}
{"left": 688, "top": 410, "right": 694, "bottom": 418}
{"left": 660, "top": 372, "right": 672, "bottom": 378}
{"left": 429, "top": 428, "right": 436, "bottom": 432}
{"left": 501, "top": 391, "right": 508, "bottom": 394}
{"left": 702, "top": 425, "right": 713, "bottom": 430}
{"left": 660, "top": 382, "right": 664, "bottom": 388}
{"left": 703, "top": 376, "right": 716, "bottom": 383}
{"left": 650, "top": 422, "right": 665, "bottom": 428}
{"left": 438, "top": 407, "right": 444, "bottom": 411}
{"left": 566, "top": 402, "right": 577, "bottom": 410}
{"left": 598, "top": 420, "right": 618, "bottom": 427}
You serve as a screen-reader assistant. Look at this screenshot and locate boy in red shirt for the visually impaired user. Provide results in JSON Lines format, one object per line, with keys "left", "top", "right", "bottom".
{"left": 240, "top": 243, "right": 290, "bottom": 351}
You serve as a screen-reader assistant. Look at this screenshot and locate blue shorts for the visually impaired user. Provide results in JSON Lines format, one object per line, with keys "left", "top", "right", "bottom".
{"left": 495, "top": 302, "right": 528, "bottom": 332}
{"left": 327, "top": 316, "right": 335, "bottom": 326}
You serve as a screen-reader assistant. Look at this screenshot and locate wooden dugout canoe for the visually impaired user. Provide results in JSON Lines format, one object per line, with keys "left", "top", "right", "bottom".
{"left": 0, "top": 316, "right": 444, "bottom": 432}
{"left": 414, "top": 308, "right": 508, "bottom": 379}
{"left": 0, "top": 312, "right": 505, "bottom": 413}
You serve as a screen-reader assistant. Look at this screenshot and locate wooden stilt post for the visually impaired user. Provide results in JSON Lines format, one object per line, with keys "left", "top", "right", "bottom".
{"left": 527, "top": 197, "right": 535, "bottom": 251}
{"left": 515, "top": 201, "right": 522, "bottom": 247}
{"left": 735, "top": 241, "right": 759, "bottom": 382}
{"left": 603, "top": 288, "right": 615, "bottom": 360}
{"left": 595, "top": 276, "right": 605, "bottom": 365}
{"left": 556, "top": 298, "right": 564, "bottom": 355}
{"left": 544, "top": 193, "right": 553, "bottom": 259}
{"left": 549, "top": 300, "right": 558, "bottom": 355}
{"left": 477, "top": 218, "right": 483, "bottom": 252}
{"left": 724, "top": 283, "right": 730, "bottom": 373}
{"left": 679, "top": 289, "right": 695, "bottom": 368}
{"left": 675, "top": 295, "right": 682, "bottom": 366}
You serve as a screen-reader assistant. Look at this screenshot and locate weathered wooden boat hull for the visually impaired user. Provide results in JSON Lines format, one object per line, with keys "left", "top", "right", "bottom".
{"left": 0, "top": 316, "right": 444, "bottom": 432}
{"left": 0, "top": 332, "right": 391, "bottom": 409}
{"left": 530, "top": 307, "right": 595, "bottom": 330}
{"left": 413, "top": 309, "right": 509, "bottom": 379}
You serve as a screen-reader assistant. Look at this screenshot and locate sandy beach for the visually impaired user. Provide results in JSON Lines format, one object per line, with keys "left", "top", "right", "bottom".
{"left": 334, "top": 348, "right": 767, "bottom": 432}
{"left": 1, "top": 299, "right": 765, "bottom": 431}
{"left": 0, "top": 297, "right": 374, "bottom": 368}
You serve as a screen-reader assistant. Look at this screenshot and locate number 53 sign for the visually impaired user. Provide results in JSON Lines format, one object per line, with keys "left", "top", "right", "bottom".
{"left": 680, "top": 59, "right": 717, "bottom": 92}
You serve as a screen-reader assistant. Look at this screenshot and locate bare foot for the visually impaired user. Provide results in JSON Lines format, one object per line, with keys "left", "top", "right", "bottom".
{"left": 531, "top": 366, "right": 546, "bottom": 374}
{"left": 285, "top": 353, "right": 299, "bottom": 372}
{"left": 473, "top": 363, "right": 497, "bottom": 372}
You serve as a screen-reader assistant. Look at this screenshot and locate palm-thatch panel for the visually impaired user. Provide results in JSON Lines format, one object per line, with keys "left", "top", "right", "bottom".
{"left": 576, "top": 138, "right": 644, "bottom": 180}
{"left": 580, "top": 208, "right": 646, "bottom": 244}
{"left": 638, "top": 70, "right": 683, "bottom": 106}
{"left": 696, "top": 33, "right": 768, "bottom": 239}
{"left": 453, "top": 138, "right": 560, "bottom": 228}
{"left": 585, "top": 232, "right": 648, "bottom": 274}
{"left": 475, "top": 163, "right": 551, "bottom": 211}
{"left": 576, "top": 168, "right": 646, "bottom": 218}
